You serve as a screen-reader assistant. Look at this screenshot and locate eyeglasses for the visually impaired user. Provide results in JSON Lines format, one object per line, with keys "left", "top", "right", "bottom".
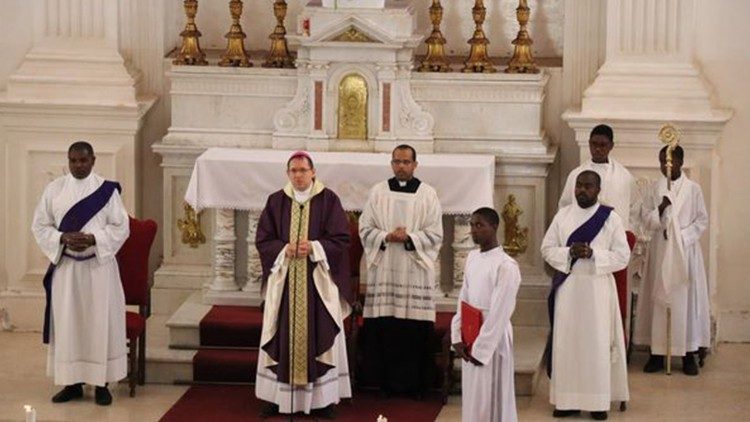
{"left": 391, "top": 159, "right": 413, "bottom": 166}
{"left": 288, "top": 168, "right": 312, "bottom": 175}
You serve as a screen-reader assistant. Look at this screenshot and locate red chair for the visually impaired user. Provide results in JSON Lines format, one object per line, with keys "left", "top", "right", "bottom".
{"left": 116, "top": 217, "right": 157, "bottom": 397}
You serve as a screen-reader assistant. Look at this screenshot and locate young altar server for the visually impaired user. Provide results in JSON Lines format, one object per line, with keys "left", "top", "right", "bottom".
{"left": 451, "top": 207, "right": 520, "bottom": 422}
{"left": 634, "top": 145, "right": 711, "bottom": 376}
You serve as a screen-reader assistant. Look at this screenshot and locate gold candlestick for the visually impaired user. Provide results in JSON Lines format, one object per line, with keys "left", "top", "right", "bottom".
{"left": 418, "top": 0, "right": 451, "bottom": 72}
{"left": 219, "top": 0, "right": 252, "bottom": 67}
{"left": 505, "top": 0, "right": 539, "bottom": 74}
{"left": 462, "top": 0, "right": 496, "bottom": 73}
{"left": 173, "top": 0, "right": 208, "bottom": 66}
{"left": 263, "top": 0, "right": 295, "bottom": 69}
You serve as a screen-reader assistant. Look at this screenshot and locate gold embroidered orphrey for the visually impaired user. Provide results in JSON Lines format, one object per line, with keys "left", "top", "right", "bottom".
{"left": 288, "top": 198, "right": 310, "bottom": 385}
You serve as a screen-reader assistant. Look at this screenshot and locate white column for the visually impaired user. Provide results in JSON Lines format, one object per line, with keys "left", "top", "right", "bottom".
{"left": 7, "top": 0, "right": 138, "bottom": 106}
{"left": 243, "top": 210, "right": 263, "bottom": 298}
{"left": 211, "top": 209, "right": 239, "bottom": 292}
{"left": 579, "top": 0, "right": 713, "bottom": 118}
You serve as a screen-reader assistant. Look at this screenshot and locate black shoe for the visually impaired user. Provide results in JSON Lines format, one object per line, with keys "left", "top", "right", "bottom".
{"left": 315, "top": 404, "right": 336, "bottom": 420}
{"left": 94, "top": 386, "right": 112, "bottom": 406}
{"left": 682, "top": 353, "right": 699, "bottom": 376}
{"left": 553, "top": 409, "right": 581, "bottom": 417}
{"left": 643, "top": 354, "right": 665, "bottom": 373}
{"left": 591, "top": 411, "right": 608, "bottom": 420}
{"left": 51, "top": 384, "right": 83, "bottom": 403}
{"left": 259, "top": 402, "right": 279, "bottom": 418}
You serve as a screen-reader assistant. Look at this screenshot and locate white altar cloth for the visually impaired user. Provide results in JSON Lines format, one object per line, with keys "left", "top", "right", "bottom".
{"left": 185, "top": 148, "right": 495, "bottom": 215}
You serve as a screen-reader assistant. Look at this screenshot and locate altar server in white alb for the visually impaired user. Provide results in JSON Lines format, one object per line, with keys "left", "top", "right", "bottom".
{"left": 542, "top": 171, "right": 630, "bottom": 421}
{"left": 635, "top": 145, "right": 711, "bottom": 376}
{"left": 31, "top": 141, "right": 129, "bottom": 406}
{"left": 359, "top": 144, "right": 443, "bottom": 398}
{"left": 451, "top": 207, "right": 520, "bottom": 422}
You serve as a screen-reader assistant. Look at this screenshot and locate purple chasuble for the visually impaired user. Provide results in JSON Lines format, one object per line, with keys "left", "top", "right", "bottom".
{"left": 544, "top": 205, "right": 613, "bottom": 377}
{"left": 256, "top": 187, "right": 351, "bottom": 384}
{"left": 42, "top": 181, "right": 121, "bottom": 344}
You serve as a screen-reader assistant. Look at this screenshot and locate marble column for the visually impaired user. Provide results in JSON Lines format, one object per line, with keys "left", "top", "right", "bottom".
{"left": 578, "top": 0, "right": 718, "bottom": 118}
{"left": 450, "top": 215, "right": 476, "bottom": 298}
{"left": 243, "top": 210, "right": 263, "bottom": 297}
{"left": 210, "top": 209, "right": 239, "bottom": 292}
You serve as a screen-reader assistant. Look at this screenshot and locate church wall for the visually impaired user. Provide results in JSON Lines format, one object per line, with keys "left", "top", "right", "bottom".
{"left": 694, "top": 0, "right": 750, "bottom": 342}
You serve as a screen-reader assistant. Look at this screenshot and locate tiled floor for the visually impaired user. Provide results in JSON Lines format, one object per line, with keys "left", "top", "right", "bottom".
{"left": 1, "top": 331, "right": 748, "bottom": 421}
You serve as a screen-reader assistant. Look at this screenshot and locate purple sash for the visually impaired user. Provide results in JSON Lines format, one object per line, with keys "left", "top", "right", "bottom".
{"left": 42, "top": 181, "right": 121, "bottom": 344}
{"left": 544, "top": 205, "right": 612, "bottom": 377}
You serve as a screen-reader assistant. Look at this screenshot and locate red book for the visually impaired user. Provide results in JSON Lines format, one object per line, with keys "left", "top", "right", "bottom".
{"left": 461, "top": 301, "right": 483, "bottom": 353}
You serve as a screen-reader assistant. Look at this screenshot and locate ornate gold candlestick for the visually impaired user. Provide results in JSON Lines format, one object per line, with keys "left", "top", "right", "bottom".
{"left": 463, "top": 0, "right": 495, "bottom": 73}
{"left": 263, "top": 0, "right": 295, "bottom": 68}
{"left": 506, "top": 0, "right": 539, "bottom": 74}
{"left": 177, "top": 203, "right": 206, "bottom": 248}
{"left": 418, "top": 0, "right": 451, "bottom": 72}
{"left": 219, "top": 0, "right": 252, "bottom": 67}
{"left": 173, "top": 0, "right": 208, "bottom": 66}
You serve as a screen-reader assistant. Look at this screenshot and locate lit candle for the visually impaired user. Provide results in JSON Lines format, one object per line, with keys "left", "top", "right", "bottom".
{"left": 377, "top": 415, "right": 388, "bottom": 422}
{"left": 24, "top": 405, "right": 37, "bottom": 422}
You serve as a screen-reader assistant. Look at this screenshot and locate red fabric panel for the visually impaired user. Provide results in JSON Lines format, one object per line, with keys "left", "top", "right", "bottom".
{"left": 613, "top": 231, "right": 638, "bottom": 343}
{"left": 117, "top": 217, "right": 157, "bottom": 306}
{"left": 199, "top": 306, "right": 264, "bottom": 348}
{"left": 126, "top": 311, "right": 146, "bottom": 339}
{"left": 192, "top": 349, "right": 259, "bottom": 383}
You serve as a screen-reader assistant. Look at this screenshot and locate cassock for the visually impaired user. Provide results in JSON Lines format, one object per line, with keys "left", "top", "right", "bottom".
{"left": 359, "top": 177, "right": 443, "bottom": 394}
{"left": 451, "top": 247, "right": 520, "bottom": 422}
{"left": 255, "top": 180, "right": 352, "bottom": 414}
{"left": 559, "top": 159, "right": 637, "bottom": 339}
{"left": 633, "top": 175, "right": 710, "bottom": 356}
{"left": 541, "top": 203, "right": 630, "bottom": 412}
{"left": 31, "top": 173, "right": 129, "bottom": 387}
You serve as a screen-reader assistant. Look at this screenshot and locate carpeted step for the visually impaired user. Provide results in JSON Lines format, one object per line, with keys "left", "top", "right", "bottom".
{"left": 193, "top": 349, "right": 259, "bottom": 384}
{"left": 199, "top": 305, "right": 264, "bottom": 348}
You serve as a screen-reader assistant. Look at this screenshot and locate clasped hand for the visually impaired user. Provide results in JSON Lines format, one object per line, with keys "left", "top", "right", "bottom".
{"left": 385, "top": 227, "right": 408, "bottom": 243}
{"left": 285, "top": 240, "right": 310, "bottom": 258}
{"left": 61, "top": 232, "right": 95, "bottom": 252}
{"left": 569, "top": 242, "right": 592, "bottom": 259}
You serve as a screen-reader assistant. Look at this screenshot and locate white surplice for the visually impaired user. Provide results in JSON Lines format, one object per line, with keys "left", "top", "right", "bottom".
{"left": 633, "top": 175, "right": 710, "bottom": 356}
{"left": 541, "top": 203, "right": 630, "bottom": 411}
{"left": 31, "top": 173, "right": 129, "bottom": 387}
{"left": 451, "top": 247, "right": 520, "bottom": 422}
{"left": 558, "top": 159, "right": 637, "bottom": 230}
{"left": 359, "top": 181, "right": 443, "bottom": 322}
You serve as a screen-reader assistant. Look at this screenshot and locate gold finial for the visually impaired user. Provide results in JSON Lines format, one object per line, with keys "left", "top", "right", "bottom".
{"left": 177, "top": 203, "right": 206, "bottom": 248}
{"left": 219, "top": 0, "right": 252, "bottom": 67}
{"left": 505, "top": 0, "right": 539, "bottom": 74}
{"left": 658, "top": 123, "right": 681, "bottom": 190}
{"left": 501, "top": 195, "right": 528, "bottom": 257}
{"left": 462, "top": 0, "right": 496, "bottom": 73}
{"left": 173, "top": 0, "right": 208, "bottom": 66}
{"left": 418, "top": 0, "right": 451, "bottom": 73}
{"left": 263, "top": 0, "right": 295, "bottom": 68}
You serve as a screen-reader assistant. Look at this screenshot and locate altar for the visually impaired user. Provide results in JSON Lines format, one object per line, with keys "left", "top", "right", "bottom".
{"left": 183, "top": 147, "right": 495, "bottom": 307}
{"left": 152, "top": 0, "right": 556, "bottom": 317}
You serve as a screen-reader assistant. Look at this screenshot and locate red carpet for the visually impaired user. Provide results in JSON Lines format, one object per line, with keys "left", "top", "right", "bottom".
{"left": 160, "top": 386, "right": 444, "bottom": 422}
{"left": 193, "top": 349, "right": 259, "bottom": 383}
{"left": 200, "top": 305, "right": 264, "bottom": 348}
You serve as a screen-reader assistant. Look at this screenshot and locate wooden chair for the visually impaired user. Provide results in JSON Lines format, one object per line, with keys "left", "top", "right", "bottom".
{"left": 116, "top": 217, "right": 157, "bottom": 397}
